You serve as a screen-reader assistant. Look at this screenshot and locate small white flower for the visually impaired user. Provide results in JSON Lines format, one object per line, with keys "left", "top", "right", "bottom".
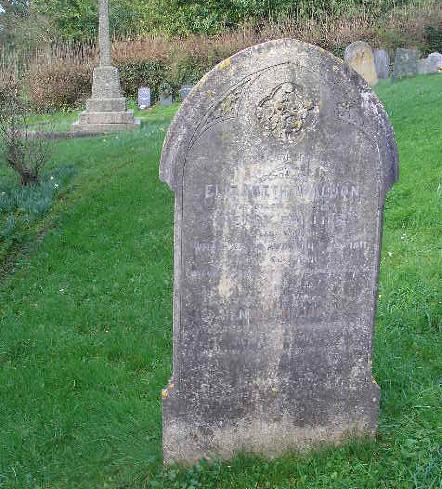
{"left": 54, "top": 183, "right": 59, "bottom": 189}
{"left": 387, "top": 251, "right": 393, "bottom": 257}
{"left": 59, "top": 288, "right": 65, "bottom": 293}
{"left": 50, "top": 176, "right": 54, "bottom": 180}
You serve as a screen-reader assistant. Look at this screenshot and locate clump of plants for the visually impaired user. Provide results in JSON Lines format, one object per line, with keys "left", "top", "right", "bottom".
{"left": 0, "top": 77, "right": 75, "bottom": 265}
{"left": 0, "top": 78, "right": 51, "bottom": 186}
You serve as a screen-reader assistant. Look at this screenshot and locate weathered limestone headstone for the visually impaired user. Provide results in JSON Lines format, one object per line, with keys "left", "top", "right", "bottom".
{"left": 418, "top": 52, "right": 442, "bottom": 74}
{"left": 160, "top": 39, "right": 398, "bottom": 464}
{"left": 160, "top": 94, "right": 173, "bottom": 106}
{"left": 427, "top": 52, "right": 442, "bottom": 72}
{"left": 138, "top": 87, "right": 151, "bottom": 109}
{"left": 374, "top": 49, "right": 390, "bottom": 79}
{"left": 392, "top": 48, "right": 419, "bottom": 80}
{"left": 179, "top": 85, "right": 194, "bottom": 101}
{"left": 344, "top": 41, "right": 378, "bottom": 86}
{"left": 72, "top": 0, "right": 139, "bottom": 133}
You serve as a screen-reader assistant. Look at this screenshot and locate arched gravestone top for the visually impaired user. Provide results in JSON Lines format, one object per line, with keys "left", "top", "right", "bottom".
{"left": 160, "top": 39, "right": 398, "bottom": 464}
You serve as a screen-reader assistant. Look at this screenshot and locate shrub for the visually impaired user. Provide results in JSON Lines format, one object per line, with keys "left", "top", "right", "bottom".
{"left": 0, "top": 79, "right": 52, "bottom": 186}
{"left": 24, "top": 43, "right": 95, "bottom": 110}
{"left": 424, "top": 25, "right": 442, "bottom": 53}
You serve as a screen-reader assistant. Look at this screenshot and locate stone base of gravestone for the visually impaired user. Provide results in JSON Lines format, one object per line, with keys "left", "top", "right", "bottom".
{"left": 374, "top": 49, "right": 390, "bottom": 79}
{"left": 344, "top": 41, "right": 378, "bottom": 86}
{"left": 392, "top": 48, "right": 419, "bottom": 80}
{"left": 72, "top": 66, "right": 140, "bottom": 133}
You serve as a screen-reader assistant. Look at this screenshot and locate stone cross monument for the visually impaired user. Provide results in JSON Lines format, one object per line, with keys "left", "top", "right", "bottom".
{"left": 72, "top": 0, "right": 139, "bottom": 133}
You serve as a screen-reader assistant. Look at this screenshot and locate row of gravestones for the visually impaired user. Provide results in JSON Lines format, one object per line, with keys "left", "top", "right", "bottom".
{"left": 344, "top": 41, "right": 442, "bottom": 86}
{"left": 138, "top": 85, "right": 194, "bottom": 109}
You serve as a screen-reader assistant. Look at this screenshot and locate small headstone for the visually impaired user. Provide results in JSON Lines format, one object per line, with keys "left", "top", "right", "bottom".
{"left": 417, "top": 58, "right": 434, "bottom": 75}
{"left": 160, "top": 39, "right": 398, "bottom": 463}
{"left": 160, "top": 95, "right": 173, "bottom": 106}
{"left": 427, "top": 52, "right": 442, "bottom": 72}
{"left": 374, "top": 49, "right": 390, "bottom": 79}
{"left": 344, "top": 41, "right": 378, "bottom": 86}
{"left": 138, "top": 87, "right": 151, "bottom": 109}
{"left": 159, "top": 82, "right": 173, "bottom": 107}
{"left": 392, "top": 48, "right": 419, "bottom": 80}
{"left": 179, "top": 84, "right": 194, "bottom": 101}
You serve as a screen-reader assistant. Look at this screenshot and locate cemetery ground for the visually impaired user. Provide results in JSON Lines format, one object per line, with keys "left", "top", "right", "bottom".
{"left": 0, "top": 75, "right": 441, "bottom": 489}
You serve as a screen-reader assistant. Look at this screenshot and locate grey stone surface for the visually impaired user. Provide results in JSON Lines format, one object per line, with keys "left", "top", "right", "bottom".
{"left": 374, "top": 49, "right": 390, "bottom": 79}
{"left": 427, "top": 52, "right": 442, "bottom": 71}
{"left": 160, "top": 39, "right": 398, "bottom": 464}
{"left": 392, "top": 48, "right": 419, "bottom": 80}
{"left": 98, "top": 0, "right": 111, "bottom": 67}
{"left": 417, "top": 58, "right": 434, "bottom": 75}
{"left": 138, "top": 87, "right": 151, "bottom": 109}
{"left": 344, "top": 41, "right": 378, "bottom": 85}
{"left": 418, "top": 52, "right": 442, "bottom": 74}
{"left": 179, "top": 85, "right": 194, "bottom": 101}
{"left": 160, "top": 94, "right": 173, "bottom": 106}
{"left": 72, "top": 0, "right": 139, "bottom": 134}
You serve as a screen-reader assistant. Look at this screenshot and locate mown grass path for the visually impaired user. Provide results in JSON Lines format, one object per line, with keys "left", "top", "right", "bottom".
{"left": 0, "top": 77, "right": 441, "bottom": 489}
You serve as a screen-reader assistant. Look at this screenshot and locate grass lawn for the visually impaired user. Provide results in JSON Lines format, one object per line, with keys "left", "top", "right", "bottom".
{"left": 0, "top": 75, "right": 441, "bottom": 489}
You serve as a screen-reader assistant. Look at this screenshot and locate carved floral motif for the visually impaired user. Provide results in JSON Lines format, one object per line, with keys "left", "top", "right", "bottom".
{"left": 256, "top": 82, "right": 318, "bottom": 143}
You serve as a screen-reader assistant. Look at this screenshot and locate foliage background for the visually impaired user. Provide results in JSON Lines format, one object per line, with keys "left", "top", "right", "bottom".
{"left": 0, "top": 0, "right": 440, "bottom": 43}
{"left": 0, "top": 0, "right": 441, "bottom": 110}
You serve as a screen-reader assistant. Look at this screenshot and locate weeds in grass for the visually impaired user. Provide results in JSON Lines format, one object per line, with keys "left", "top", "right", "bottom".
{"left": 0, "top": 165, "right": 76, "bottom": 262}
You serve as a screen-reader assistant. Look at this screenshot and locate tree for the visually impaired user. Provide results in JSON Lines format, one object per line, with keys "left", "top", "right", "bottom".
{"left": 0, "top": 1, "right": 50, "bottom": 51}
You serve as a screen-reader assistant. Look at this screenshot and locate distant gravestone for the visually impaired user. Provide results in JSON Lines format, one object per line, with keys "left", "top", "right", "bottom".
{"left": 160, "top": 39, "right": 398, "bottom": 464}
{"left": 179, "top": 84, "right": 194, "bottom": 101}
{"left": 417, "top": 58, "right": 434, "bottom": 75}
{"left": 427, "top": 52, "right": 442, "bottom": 72}
{"left": 374, "top": 49, "right": 390, "bottom": 79}
{"left": 392, "top": 48, "right": 419, "bottom": 79}
{"left": 417, "top": 53, "right": 442, "bottom": 75}
{"left": 344, "top": 41, "right": 378, "bottom": 86}
{"left": 138, "top": 87, "right": 151, "bottom": 109}
{"left": 160, "top": 95, "right": 173, "bottom": 106}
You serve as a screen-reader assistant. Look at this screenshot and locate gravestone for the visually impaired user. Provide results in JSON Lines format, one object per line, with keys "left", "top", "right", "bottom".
{"left": 160, "top": 94, "right": 173, "bottom": 106}
{"left": 417, "top": 53, "right": 442, "bottom": 75}
{"left": 72, "top": 0, "right": 139, "bottom": 133}
{"left": 374, "top": 49, "right": 390, "bottom": 79}
{"left": 138, "top": 87, "right": 151, "bottom": 109}
{"left": 160, "top": 39, "right": 398, "bottom": 464}
{"left": 179, "top": 85, "right": 194, "bottom": 101}
{"left": 344, "top": 41, "right": 378, "bottom": 86}
{"left": 427, "top": 52, "right": 442, "bottom": 72}
{"left": 392, "top": 48, "right": 419, "bottom": 80}
{"left": 417, "top": 58, "right": 433, "bottom": 75}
